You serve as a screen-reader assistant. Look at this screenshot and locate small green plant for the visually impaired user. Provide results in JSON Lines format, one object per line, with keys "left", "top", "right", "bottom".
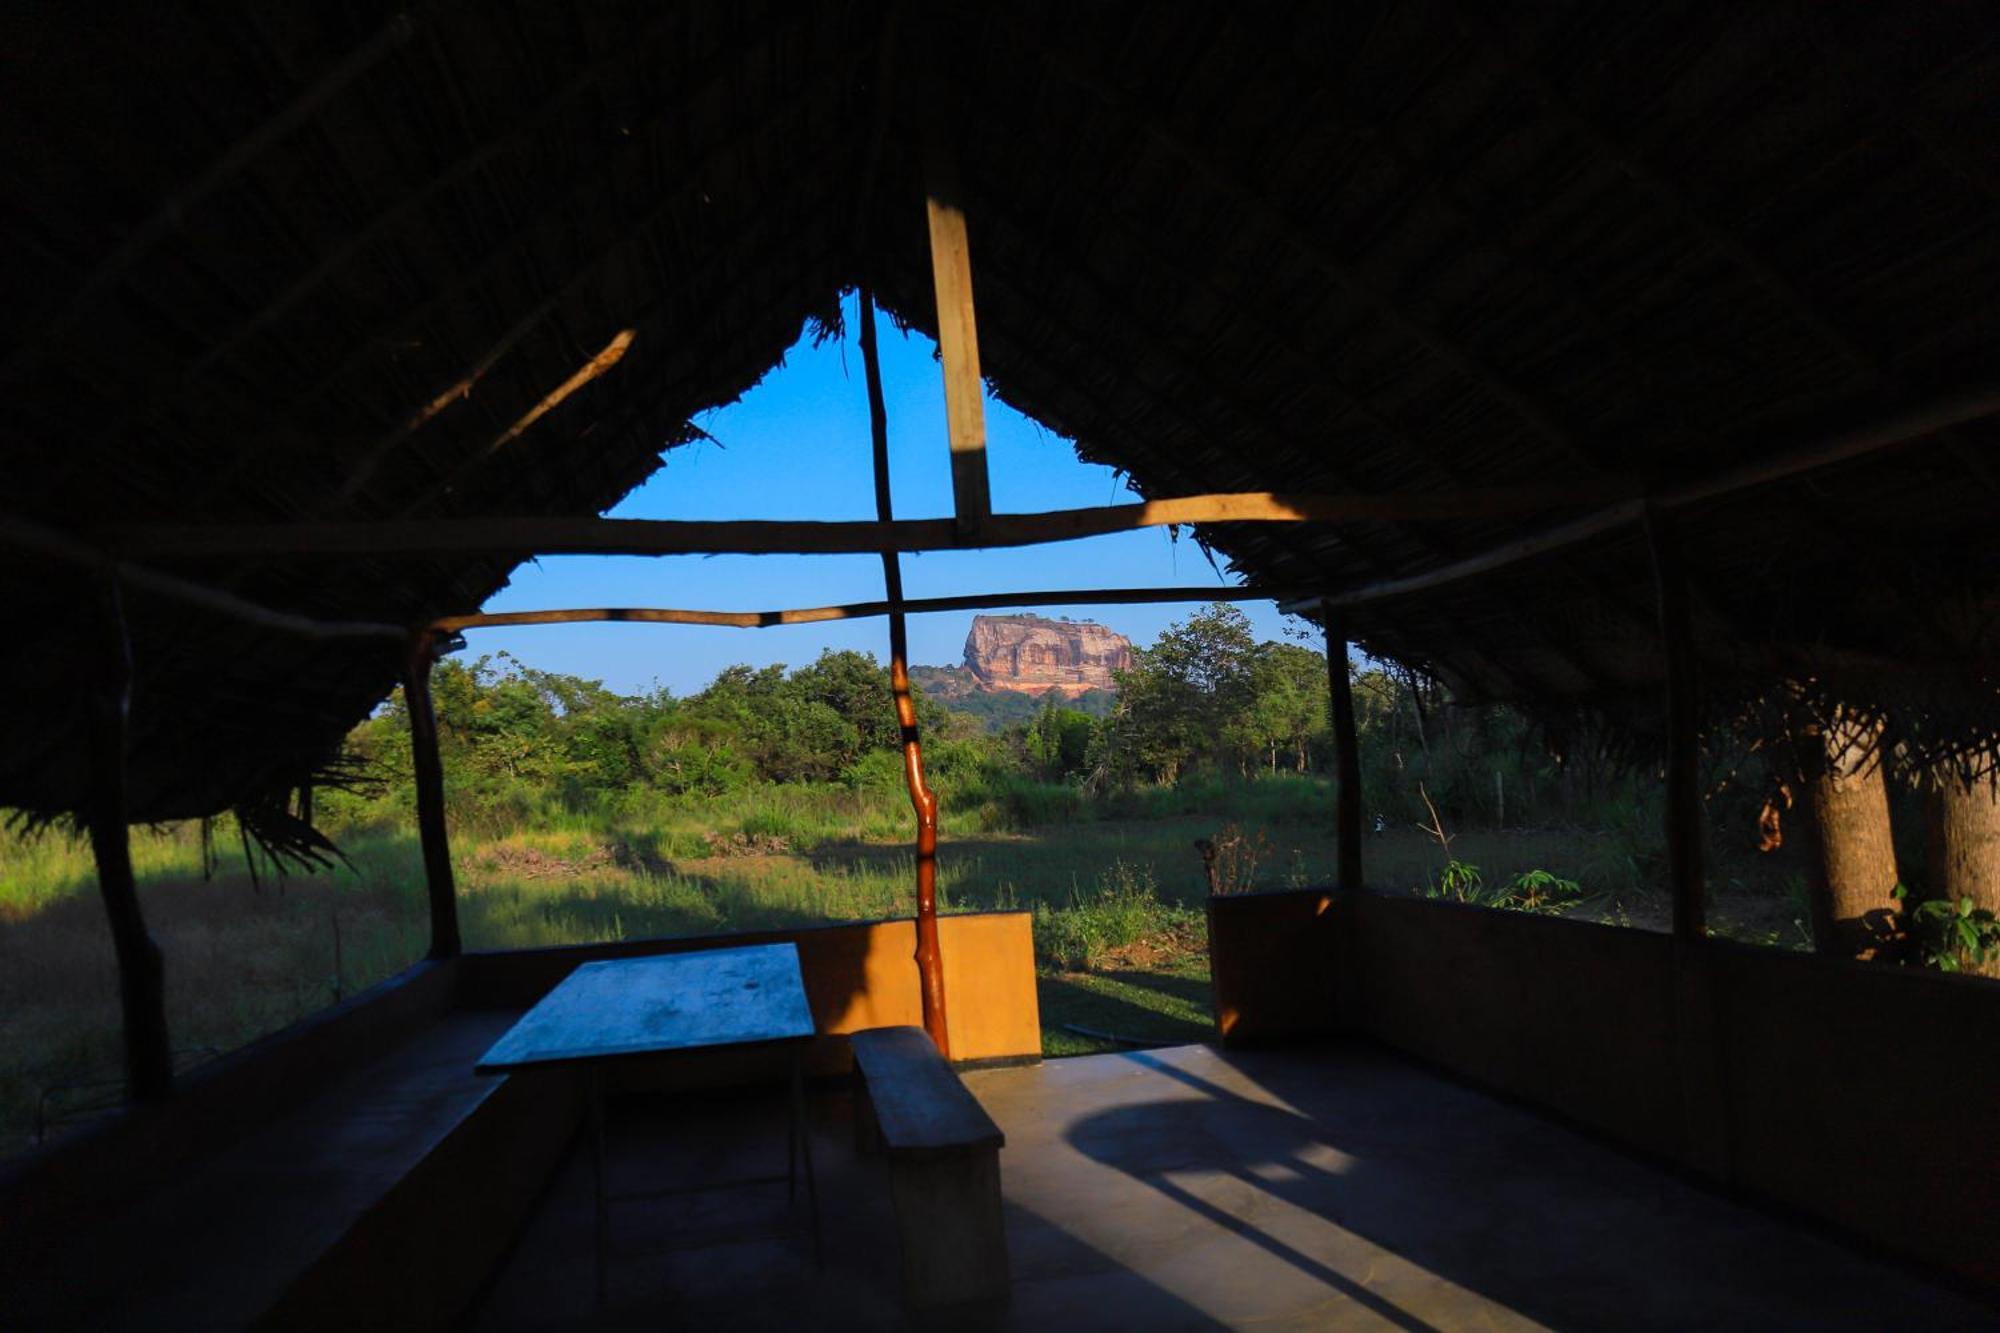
{"left": 1422, "top": 863, "right": 1582, "bottom": 915}
{"left": 1426, "top": 858, "right": 1485, "bottom": 903}
{"left": 1499, "top": 868, "right": 1583, "bottom": 913}
{"left": 1893, "top": 885, "right": 2000, "bottom": 973}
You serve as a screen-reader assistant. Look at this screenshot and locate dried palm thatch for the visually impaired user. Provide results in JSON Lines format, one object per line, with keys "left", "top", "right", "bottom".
{"left": 0, "top": 1, "right": 1994, "bottom": 822}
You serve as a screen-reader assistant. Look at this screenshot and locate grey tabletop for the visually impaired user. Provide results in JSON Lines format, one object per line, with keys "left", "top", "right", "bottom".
{"left": 474, "top": 943, "right": 816, "bottom": 1073}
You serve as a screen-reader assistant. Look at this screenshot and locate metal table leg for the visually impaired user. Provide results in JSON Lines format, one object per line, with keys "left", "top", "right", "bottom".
{"left": 589, "top": 1066, "right": 608, "bottom": 1306}
{"left": 789, "top": 1046, "right": 821, "bottom": 1265}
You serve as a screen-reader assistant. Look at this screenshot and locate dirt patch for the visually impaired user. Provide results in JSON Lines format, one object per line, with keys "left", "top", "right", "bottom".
{"left": 700, "top": 830, "right": 791, "bottom": 858}
{"left": 1097, "top": 920, "right": 1208, "bottom": 971}
{"left": 472, "top": 842, "right": 615, "bottom": 880}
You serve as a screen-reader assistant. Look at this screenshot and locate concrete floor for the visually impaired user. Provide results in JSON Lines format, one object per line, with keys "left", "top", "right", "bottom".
{"left": 469, "top": 1042, "right": 1995, "bottom": 1331}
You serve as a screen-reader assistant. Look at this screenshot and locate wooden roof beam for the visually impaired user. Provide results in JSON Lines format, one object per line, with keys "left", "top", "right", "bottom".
{"left": 434, "top": 583, "right": 1306, "bottom": 635}
{"left": 0, "top": 515, "right": 404, "bottom": 641}
{"left": 0, "top": 5, "right": 425, "bottom": 388}
{"left": 1008, "top": 16, "right": 1603, "bottom": 475}
{"left": 1285, "top": 379, "right": 2000, "bottom": 615}
{"left": 924, "top": 132, "right": 992, "bottom": 535}
{"left": 107, "top": 486, "right": 1631, "bottom": 560}
{"left": 1451, "top": 3, "right": 2000, "bottom": 498}
{"left": 958, "top": 197, "right": 1627, "bottom": 699}
{"left": 76, "top": 32, "right": 870, "bottom": 520}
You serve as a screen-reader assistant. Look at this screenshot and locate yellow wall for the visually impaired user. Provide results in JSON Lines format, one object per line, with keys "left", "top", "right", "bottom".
{"left": 468, "top": 910, "right": 1043, "bottom": 1069}
{"left": 804, "top": 912, "right": 1041, "bottom": 1062}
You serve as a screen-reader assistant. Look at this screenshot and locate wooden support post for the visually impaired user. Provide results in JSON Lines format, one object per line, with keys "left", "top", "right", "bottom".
{"left": 403, "top": 630, "right": 462, "bottom": 960}
{"left": 923, "top": 132, "right": 991, "bottom": 537}
{"left": 1644, "top": 505, "right": 1706, "bottom": 941}
{"left": 863, "top": 288, "right": 950, "bottom": 1056}
{"left": 86, "top": 579, "right": 174, "bottom": 1102}
{"left": 1326, "top": 616, "right": 1363, "bottom": 892}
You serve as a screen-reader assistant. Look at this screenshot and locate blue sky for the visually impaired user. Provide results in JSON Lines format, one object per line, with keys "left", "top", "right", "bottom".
{"left": 468, "top": 291, "right": 1300, "bottom": 696}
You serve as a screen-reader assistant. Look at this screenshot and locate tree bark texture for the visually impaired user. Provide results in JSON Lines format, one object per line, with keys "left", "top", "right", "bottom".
{"left": 1926, "top": 769, "right": 2000, "bottom": 976}
{"left": 404, "top": 632, "right": 463, "bottom": 960}
{"left": 88, "top": 579, "right": 174, "bottom": 1101}
{"left": 1797, "top": 712, "right": 1901, "bottom": 958}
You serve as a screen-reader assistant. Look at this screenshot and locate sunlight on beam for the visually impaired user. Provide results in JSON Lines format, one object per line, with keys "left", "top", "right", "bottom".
{"left": 485, "top": 327, "right": 636, "bottom": 457}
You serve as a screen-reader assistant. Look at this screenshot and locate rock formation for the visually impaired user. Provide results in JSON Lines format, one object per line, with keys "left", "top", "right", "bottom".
{"left": 962, "top": 615, "right": 1131, "bottom": 696}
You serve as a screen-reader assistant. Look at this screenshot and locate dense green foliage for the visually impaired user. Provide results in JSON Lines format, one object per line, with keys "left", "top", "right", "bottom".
{"left": 331, "top": 607, "right": 1356, "bottom": 829}
{"left": 335, "top": 649, "right": 988, "bottom": 824}
{"left": 1099, "top": 605, "right": 1329, "bottom": 784}
{"left": 322, "top": 604, "right": 1662, "bottom": 852}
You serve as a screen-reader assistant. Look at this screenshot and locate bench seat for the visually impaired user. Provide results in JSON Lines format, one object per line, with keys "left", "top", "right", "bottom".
{"left": 8, "top": 1011, "right": 576, "bottom": 1331}
{"left": 850, "top": 1026, "right": 1009, "bottom": 1308}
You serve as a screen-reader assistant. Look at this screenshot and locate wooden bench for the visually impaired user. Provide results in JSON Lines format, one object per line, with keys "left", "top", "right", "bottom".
{"left": 4, "top": 1012, "right": 577, "bottom": 1331}
{"left": 850, "top": 1026, "right": 1009, "bottom": 1308}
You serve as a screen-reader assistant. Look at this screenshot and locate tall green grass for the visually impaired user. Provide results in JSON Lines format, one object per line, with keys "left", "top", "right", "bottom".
{"left": 7, "top": 769, "right": 1778, "bottom": 1157}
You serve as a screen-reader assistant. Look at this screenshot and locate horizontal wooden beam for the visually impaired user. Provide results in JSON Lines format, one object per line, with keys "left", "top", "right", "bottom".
{"left": 0, "top": 514, "right": 406, "bottom": 641}
{"left": 1282, "top": 501, "right": 1650, "bottom": 617}
{"left": 106, "top": 485, "right": 1629, "bottom": 560}
{"left": 1284, "top": 384, "right": 2000, "bottom": 615}
{"left": 434, "top": 583, "right": 1304, "bottom": 634}
{"left": 1663, "top": 384, "right": 2000, "bottom": 510}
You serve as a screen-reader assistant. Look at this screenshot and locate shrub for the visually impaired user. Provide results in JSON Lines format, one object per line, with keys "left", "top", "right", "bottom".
{"left": 1032, "top": 863, "right": 1197, "bottom": 971}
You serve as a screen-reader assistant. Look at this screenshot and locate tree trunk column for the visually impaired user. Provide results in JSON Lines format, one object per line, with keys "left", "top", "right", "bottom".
{"left": 893, "top": 636, "right": 950, "bottom": 1057}
{"left": 88, "top": 580, "right": 174, "bottom": 1102}
{"left": 1794, "top": 710, "right": 1900, "bottom": 958}
{"left": 1926, "top": 766, "right": 2000, "bottom": 975}
{"left": 1325, "top": 617, "right": 1362, "bottom": 892}
{"left": 860, "top": 286, "right": 949, "bottom": 1056}
{"left": 403, "top": 630, "right": 462, "bottom": 960}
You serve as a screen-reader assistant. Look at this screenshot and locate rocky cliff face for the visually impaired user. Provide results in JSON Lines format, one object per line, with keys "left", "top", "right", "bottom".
{"left": 962, "top": 615, "right": 1131, "bottom": 696}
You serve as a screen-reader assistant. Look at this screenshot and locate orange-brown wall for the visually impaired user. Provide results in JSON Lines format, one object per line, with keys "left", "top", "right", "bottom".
{"left": 1206, "top": 890, "right": 1342, "bottom": 1047}
{"left": 1209, "top": 887, "right": 2000, "bottom": 1289}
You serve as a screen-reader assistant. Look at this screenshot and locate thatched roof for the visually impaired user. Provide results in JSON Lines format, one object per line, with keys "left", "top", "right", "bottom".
{"left": 3, "top": 2, "right": 1996, "bottom": 820}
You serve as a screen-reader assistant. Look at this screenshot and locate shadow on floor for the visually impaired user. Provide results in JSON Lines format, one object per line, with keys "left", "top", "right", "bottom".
{"left": 1024, "top": 1045, "right": 1993, "bottom": 1331}
{"left": 467, "top": 1080, "right": 1225, "bottom": 1331}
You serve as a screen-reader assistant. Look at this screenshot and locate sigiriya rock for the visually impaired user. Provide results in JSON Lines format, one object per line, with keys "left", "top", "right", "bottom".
{"left": 961, "top": 615, "right": 1132, "bottom": 696}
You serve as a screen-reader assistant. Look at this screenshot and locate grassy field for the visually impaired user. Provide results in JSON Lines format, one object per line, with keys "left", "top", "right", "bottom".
{"left": 0, "top": 774, "right": 1808, "bottom": 1156}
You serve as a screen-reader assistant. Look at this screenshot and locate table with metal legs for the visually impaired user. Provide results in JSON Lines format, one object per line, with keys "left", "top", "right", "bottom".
{"left": 475, "top": 944, "right": 821, "bottom": 1303}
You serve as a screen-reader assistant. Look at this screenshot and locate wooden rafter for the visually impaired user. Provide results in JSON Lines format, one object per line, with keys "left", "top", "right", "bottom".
{"left": 924, "top": 133, "right": 993, "bottom": 534}
{"left": 82, "top": 33, "right": 868, "bottom": 520}
{"left": 0, "top": 5, "right": 429, "bottom": 388}
{"left": 959, "top": 140, "right": 1635, "bottom": 698}
{"left": 959, "top": 200, "right": 1619, "bottom": 699}
{"left": 0, "top": 514, "right": 404, "bottom": 641}
{"left": 1009, "top": 13, "right": 1601, "bottom": 474}
{"left": 1451, "top": 2, "right": 2000, "bottom": 498}
{"left": 108, "top": 486, "right": 1631, "bottom": 560}
{"left": 433, "top": 582, "right": 1304, "bottom": 635}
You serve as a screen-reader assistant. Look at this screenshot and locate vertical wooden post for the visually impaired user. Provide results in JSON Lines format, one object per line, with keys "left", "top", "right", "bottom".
{"left": 923, "top": 131, "right": 991, "bottom": 537}
{"left": 1644, "top": 509, "right": 1734, "bottom": 1179}
{"left": 87, "top": 578, "right": 174, "bottom": 1102}
{"left": 403, "top": 629, "right": 462, "bottom": 959}
{"left": 1325, "top": 616, "right": 1363, "bottom": 892}
{"left": 1644, "top": 505, "right": 1706, "bottom": 941}
{"left": 862, "top": 287, "right": 950, "bottom": 1055}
